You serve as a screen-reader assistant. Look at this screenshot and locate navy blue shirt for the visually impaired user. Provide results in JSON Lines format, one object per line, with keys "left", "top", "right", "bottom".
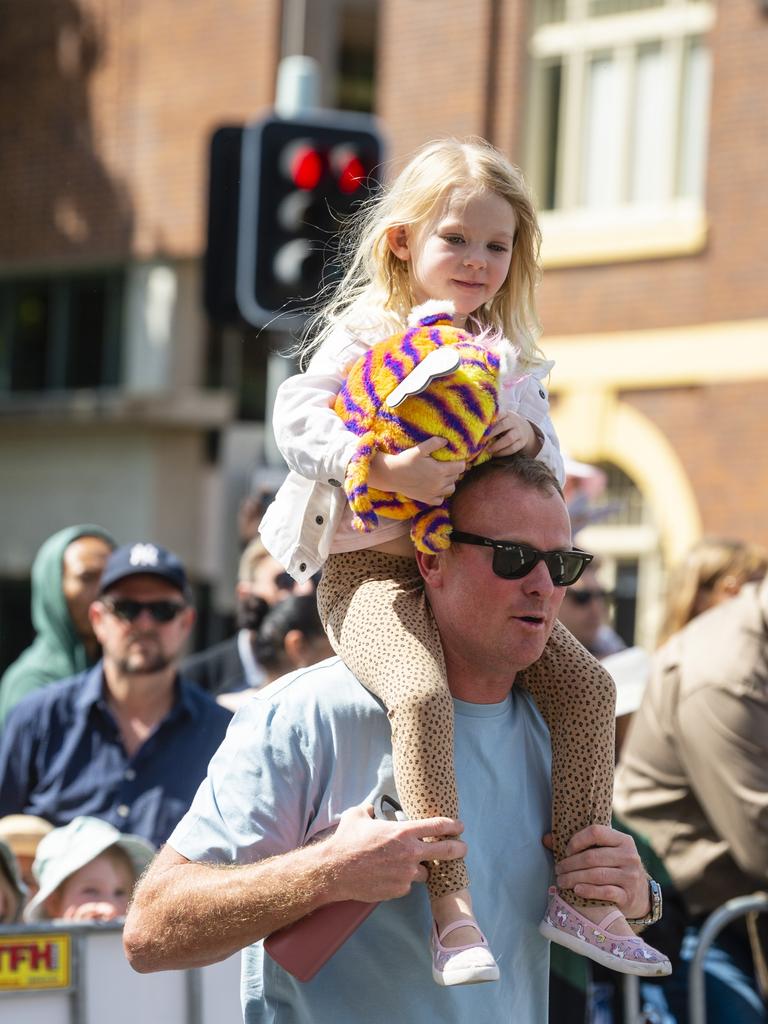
{"left": 0, "top": 663, "right": 233, "bottom": 848}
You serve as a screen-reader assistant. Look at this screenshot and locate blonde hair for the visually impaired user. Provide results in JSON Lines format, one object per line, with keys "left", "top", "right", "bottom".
{"left": 299, "top": 137, "right": 544, "bottom": 368}
{"left": 237, "top": 537, "right": 270, "bottom": 583}
{"left": 657, "top": 537, "right": 768, "bottom": 645}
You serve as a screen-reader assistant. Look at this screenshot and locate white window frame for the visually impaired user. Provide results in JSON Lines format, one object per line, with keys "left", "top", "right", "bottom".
{"left": 526, "top": 0, "right": 715, "bottom": 267}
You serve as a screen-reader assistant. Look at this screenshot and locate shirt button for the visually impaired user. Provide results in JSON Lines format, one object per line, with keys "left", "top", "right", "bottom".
{"left": 328, "top": 478, "right": 341, "bottom": 487}
{"left": 124, "top": 769, "right": 136, "bottom": 781}
{"left": 299, "top": 562, "right": 307, "bottom": 572}
{"left": 117, "top": 804, "right": 130, "bottom": 818}
{"left": 539, "top": 388, "right": 546, "bottom": 398}
{"left": 315, "top": 515, "right": 324, "bottom": 525}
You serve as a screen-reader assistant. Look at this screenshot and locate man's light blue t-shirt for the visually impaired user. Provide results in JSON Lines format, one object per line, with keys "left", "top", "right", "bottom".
{"left": 169, "top": 657, "right": 553, "bottom": 1024}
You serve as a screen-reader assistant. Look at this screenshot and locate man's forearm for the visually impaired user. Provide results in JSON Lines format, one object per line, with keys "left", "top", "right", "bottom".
{"left": 124, "top": 805, "right": 466, "bottom": 973}
{"left": 124, "top": 841, "right": 344, "bottom": 972}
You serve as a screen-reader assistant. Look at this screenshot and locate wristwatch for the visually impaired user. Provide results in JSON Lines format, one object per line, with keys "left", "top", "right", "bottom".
{"left": 626, "top": 877, "right": 663, "bottom": 927}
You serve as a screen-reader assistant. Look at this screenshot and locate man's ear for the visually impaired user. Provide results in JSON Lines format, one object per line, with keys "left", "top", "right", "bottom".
{"left": 180, "top": 606, "right": 197, "bottom": 634}
{"left": 283, "top": 628, "right": 304, "bottom": 666}
{"left": 88, "top": 601, "right": 106, "bottom": 641}
{"left": 386, "top": 225, "right": 410, "bottom": 261}
{"left": 415, "top": 549, "right": 442, "bottom": 588}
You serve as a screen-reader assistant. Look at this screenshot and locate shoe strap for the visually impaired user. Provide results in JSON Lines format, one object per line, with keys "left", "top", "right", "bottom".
{"left": 595, "top": 909, "right": 624, "bottom": 931}
{"left": 436, "top": 919, "right": 486, "bottom": 945}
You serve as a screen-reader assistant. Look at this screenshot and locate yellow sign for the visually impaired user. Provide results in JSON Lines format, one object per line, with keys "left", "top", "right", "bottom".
{"left": 0, "top": 933, "right": 71, "bottom": 989}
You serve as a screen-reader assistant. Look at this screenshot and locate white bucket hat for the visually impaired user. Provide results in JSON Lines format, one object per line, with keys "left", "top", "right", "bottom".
{"left": 601, "top": 646, "right": 652, "bottom": 718}
{"left": 24, "top": 816, "right": 155, "bottom": 922}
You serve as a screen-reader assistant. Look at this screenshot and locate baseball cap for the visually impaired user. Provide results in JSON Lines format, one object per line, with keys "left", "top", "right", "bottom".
{"left": 99, "top": 542, "right": 190, "bottom": 598}
{"left": 24, "top": 816, "right": 155, "bottom": 922}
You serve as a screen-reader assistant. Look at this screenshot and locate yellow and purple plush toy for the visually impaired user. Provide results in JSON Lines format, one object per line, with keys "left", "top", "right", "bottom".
{"left": 334, "top": 300, "right": 503, "bottom": 553}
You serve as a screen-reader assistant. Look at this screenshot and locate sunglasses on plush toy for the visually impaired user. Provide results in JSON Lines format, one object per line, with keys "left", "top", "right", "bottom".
{"left": 450, "top": 531, "right": 593, "bottom": 587}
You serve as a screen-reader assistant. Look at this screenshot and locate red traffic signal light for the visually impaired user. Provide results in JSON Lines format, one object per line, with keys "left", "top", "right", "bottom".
{"left": 332, "top": 147, "right": 367, "bottom": 194}
{"left": 283, "top": 141, "right": 324, "bottom": 190}
{"left": 236, "top": 112, "right": 383, "bottom": 327}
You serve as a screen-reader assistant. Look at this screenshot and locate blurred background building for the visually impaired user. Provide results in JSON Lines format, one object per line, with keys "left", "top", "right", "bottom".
{"left": 1, "top": 0, "right": 766, "bottom": 666}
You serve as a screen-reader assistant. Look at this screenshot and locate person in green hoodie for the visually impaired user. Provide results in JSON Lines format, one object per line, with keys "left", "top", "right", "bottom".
{"left": 0, "top": 525, "right": 115, "bottom": 726}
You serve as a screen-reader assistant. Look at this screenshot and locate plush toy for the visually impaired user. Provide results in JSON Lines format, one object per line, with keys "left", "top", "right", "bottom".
{"left": 334, "top": 300, "right": 504, "bottom": 553}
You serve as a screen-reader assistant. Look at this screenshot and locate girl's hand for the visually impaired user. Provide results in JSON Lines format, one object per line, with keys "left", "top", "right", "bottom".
{"left": 62, "top": 901, "right": 123, "bottom": 922}
{"left": 486, "top": 411, "right": 540, "bottom": 458}
{"left": 369, "top": 438, "right": 465, "bottom": 505}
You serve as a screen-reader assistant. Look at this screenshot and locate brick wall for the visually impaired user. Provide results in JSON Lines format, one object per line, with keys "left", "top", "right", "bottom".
{"left": 626, "top": 381, "right": 768, "bottom": 547}
{"left": 538, "top": 1, "right": 768, "bottom": 334}
{"left": 377, "top": 0, "right": 494, "bottom": 168}
{"left": 0, "top": 0, "right": 281, "bottom": 265}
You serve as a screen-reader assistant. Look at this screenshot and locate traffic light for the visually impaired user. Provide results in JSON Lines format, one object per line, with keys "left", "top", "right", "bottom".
{"left": 236, "top": 112, "right": 383, "bottom": 327}
{"left": 203, "top": 125, "right": 243, "bottom": 324}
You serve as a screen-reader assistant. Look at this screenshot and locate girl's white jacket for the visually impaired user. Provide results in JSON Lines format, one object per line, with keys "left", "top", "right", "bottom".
{"left": 259, "top": 321, "right": 564, "bottom": 583}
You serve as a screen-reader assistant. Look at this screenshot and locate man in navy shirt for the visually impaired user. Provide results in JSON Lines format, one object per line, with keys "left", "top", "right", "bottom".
{"left": 0, "top": 542, "right": 232, "bottom": 848}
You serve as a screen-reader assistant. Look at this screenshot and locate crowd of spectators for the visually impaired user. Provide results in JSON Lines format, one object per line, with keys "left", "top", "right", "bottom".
{"left": 0, "top": 490, "right": 766, "bottom": 1024}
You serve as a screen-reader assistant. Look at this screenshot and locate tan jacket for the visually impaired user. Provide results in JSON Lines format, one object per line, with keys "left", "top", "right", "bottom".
{"left": 614, "top": 578, "right": 768, "bottom": 918}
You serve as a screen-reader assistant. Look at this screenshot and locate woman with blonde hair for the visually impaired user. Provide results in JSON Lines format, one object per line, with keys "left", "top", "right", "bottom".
{"left": 657, "top": 537, "right": 768, "bottom": 646}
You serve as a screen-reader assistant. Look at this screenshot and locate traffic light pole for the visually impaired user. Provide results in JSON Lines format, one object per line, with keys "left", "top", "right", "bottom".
{"left": 264, "top": 55, "right": 320, "bottom": 468}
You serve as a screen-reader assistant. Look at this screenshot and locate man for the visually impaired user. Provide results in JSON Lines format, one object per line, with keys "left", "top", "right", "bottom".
{"left": 0, "top": 542, "right": 232, "bottom": 848}
{"left": 557, "top": 560, "right": 625, "bottom": 660}
{"left": 182, "top": 537, "right": 316, "bottom": 698}
{"left": 0, "top": 524, "right": 115, "bottom": 725}
{"left": 615, "top": 574, "right": 768, "bottom": 1021}
{"left": 124, "top": 458, "right": 654, "bottom": 1023}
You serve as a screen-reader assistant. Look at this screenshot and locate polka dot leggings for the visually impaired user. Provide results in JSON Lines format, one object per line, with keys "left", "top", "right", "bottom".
{"left": 317, "top": 549, "right": 616, "bottom": 906}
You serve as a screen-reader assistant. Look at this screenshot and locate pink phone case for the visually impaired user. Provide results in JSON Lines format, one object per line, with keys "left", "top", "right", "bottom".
{"left": 263, "top": 795, "right": 404, "bottom": 981}
{"left": 263, "top": 898, "right": 379, "bottom": 981}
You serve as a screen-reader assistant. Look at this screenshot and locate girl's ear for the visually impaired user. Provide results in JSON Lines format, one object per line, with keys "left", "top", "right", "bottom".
{"left": 44, "top": 889, "right": 63, "bottom": 920}
{"left": 387, "top": 225, "right": 411, "bottom": 261}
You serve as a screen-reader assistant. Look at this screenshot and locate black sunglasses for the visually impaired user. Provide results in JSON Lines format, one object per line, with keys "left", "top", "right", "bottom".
{"left": 274, "top": 570, "right": 321, "bottom": 591}
{"left": 565, "top": 588, "right": 611, "bottom": 606}
{"left": 450, "top": 531, "right": 593, "bottom": 587}
{"left": 102, "top": 598, "right": 187, "bottom": 624}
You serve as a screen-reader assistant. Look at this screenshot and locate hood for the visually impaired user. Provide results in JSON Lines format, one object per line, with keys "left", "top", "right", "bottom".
{"left": 0, "top": 524, "right": 115, "bottom": 722}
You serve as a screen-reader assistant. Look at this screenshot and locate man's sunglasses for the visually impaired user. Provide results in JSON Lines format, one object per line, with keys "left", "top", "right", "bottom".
{"left": 102, "top": 598, "right": 187, "bottom": 623}
{"left": 450, "top": 531, "right": 593, "bottom": 587}
{"left": 274, "top": 570, "right": 322, "bottom": 591}
{"left": 565, "top": 588, "right": 612, "bottom": 606}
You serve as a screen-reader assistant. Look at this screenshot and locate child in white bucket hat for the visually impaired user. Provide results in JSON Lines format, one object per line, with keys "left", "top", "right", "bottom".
{"left": 24, "top": 816, "right": 155, "bottom": 923}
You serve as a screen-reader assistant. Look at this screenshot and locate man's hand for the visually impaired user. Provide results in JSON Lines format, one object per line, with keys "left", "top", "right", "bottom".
{"left": 542, "top": 825, "right": 650, "bottom": 919}
{"left": 327, "top": 804, "right": 466, "bottom": 903}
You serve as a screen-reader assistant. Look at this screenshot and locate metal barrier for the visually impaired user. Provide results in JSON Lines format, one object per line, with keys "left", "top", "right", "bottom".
{"left": 689, "top": 892, "right": 768, "bottom": 1024}
{"left": 621, "top": 973, "right": 643, "bottom": 1024}
{"left": 0, "top": 920, "right": 242, "bottom": 1024}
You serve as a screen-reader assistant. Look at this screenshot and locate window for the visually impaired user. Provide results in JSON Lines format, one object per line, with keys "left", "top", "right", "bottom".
{"left": 336, "top": 0, "right": 378, "bottom": 113}
{"left": 0, "top": 272, "right": 123, "bottom": 392}
{"left": 574, "top": 462, "right": 662, "bottom": 647}
{"left": 527, "top": 0, "right": 714, "bottom": 264}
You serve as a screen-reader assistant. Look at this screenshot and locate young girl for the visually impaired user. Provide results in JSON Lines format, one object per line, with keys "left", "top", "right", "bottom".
{"left": 24, "top": 816, "right": 155, "bottom": 923}
{"left": 259, "top": 137, "right": 670, "bottom": 985}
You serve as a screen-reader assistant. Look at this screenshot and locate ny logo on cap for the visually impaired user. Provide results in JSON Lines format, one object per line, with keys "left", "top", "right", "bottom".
{"left": 129, "top": 543, "right": 160, "bottom": 567}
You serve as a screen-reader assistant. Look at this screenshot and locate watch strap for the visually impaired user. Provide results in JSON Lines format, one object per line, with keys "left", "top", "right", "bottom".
{"left": 626, "top": 877, "right": 663, "bottom": 926}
